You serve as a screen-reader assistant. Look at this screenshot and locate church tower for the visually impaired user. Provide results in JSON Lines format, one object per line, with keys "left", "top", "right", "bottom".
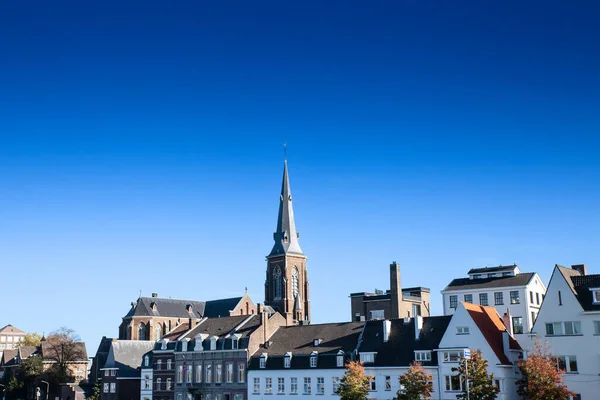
{"left": 265, "top": 160, "right": 310, "bottom": 325}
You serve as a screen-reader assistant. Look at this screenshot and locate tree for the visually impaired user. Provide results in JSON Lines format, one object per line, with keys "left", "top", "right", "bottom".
{"left": 398, "top": 361, "right": 433, "bottom": 400}
{"left": 17, "top": 332, "right": 43, "bottom": 348}
{"left": 452, "top": 350, "right": 500, "bottom": 400}
{"left": 516, "top": 339, "right": 574, "bottom": 400}
{"left": 88, "top": 382, "right": 101, "bottom": 400}
{"left": 337, "top": 361, "right": 372, "bottom": 400}
{"left": 43, "top": 327, "right": 87, "bottom": 382}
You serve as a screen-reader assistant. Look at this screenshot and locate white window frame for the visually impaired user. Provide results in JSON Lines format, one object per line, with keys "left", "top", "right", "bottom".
{"left": 332, "top": 377, "right": 340, "bottom": 393}
{"left": 554, "top": 355, "right": 578, "bottom": 373}
{"left": 456, "top": 326, "right": 470, "bottom": 335}
{"left": 196, "top": 363, "right": 203, "bottom": 383}
{"left": 226, "top": 363, "right": 233, "bottom": 383}
{"left": 278, "top": 377, "right": 285, "bottom": 394}
{"left": 265, "top": 377, "right": 272, "bottom": 394}
{"left": 443, "top": 350, "right": 463, "bottom": 362}
{"left": 303, "top": 377, "right": 311, "bottom": 394}
{"left": 291, "top": 377, "right": 298, "bottom": 394}
{"left": 103, "top": 383, "right": 109, "bottom": 393}
{"left": 238, "top": 363, "right": 245, "bottom": 383}
{"left": 415, "top": 350, "right": 432, "bottom": 362}
{"left": 317, "top": 377, "right": 325, "bottom": 394}
{"left": 284, "top": 355, "right": 291, "bottom": 368}
{"left": 359, "top": 352, "right": 375, "bottom": 363}
{"left": 253, "top": 377, "right": 260, "bottom": 394}
{"left": 591, "top": 288, "right": 600, "bottom": 304}
{"left": 445, "top": 375, "right": 464, "bottom": 392}
{"left": 110, "top": 383, "right": 116, "bottom": 393}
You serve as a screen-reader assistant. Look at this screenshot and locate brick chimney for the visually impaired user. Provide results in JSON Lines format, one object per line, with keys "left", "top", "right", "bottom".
{"left": 390, "top": 262, "right": 402, "bottom": 319}
{"left": 502, "top": 308, "right": 512, "bottom": 335}
{"left": 257, "top": 303, "right": 268, "bottom": 345}
{"left": 571, "top": 264, "right": 587, "bottom": 276}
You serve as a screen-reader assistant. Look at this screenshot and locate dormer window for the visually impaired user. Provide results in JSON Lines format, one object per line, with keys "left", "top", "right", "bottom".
{"left": 359, "top": 353, "right": 376, "bottom": 363}
{"left": 313, "top": 339, "right": 321, "bottom": 347}
{"left": 473, "top": 274, "right": 482, "bottom": 279}
{"left": 186, "top": 304, "right": 193, "bottom": 313}
{"left": 232, "top": 337, "right": 238, "bottom": 349}
{"left": 144, "top": 355, "right": 149, "bottom": 367}
{"left": 195, "top": 334, "right": 206, "bottom": 351}
{"left": 161, "top": 339, "right": 169, "bottom": 350}
{"left": 151, "top": 302, "right": 157, "bottom": 311}
{"left": 182, "top": 338, "right": 190, "bottom": 352}
{"left": 591, "top": 288, "right": 600, "bottom": 305}
{"left": 310, "top": 352, "right": 318, "bottom": 368}
{"left": 210, "top": 337, "right": 217, "bottom": 350}
{"left": 336, "top": 351, "right": 344, "bottom": 367}
{"left": 284, "top": 352, "right": 292, "bottom": 368}
{"left": 260, "top": 353, "right": 268, "bottom": 369}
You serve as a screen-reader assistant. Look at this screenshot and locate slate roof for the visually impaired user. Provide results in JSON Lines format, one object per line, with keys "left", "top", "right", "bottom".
{"left": 20, "top": 346, "right": 39, "bottom": 360}
{"left": 125, "top": 297, "right": 205, "bottom": 318}
{"left": 570, "top": 273, "right": 600, "bottom": 311}
{"left": 463, "top": 303, "right": 521, "bottom": 365}
{"left": 203, "top": 297, "right": 243, "bottom": 318}
{"left": 183, "top": 316, "right": 250, "bottom": 339}
{"left": 103, "top": 340, "right": 155, "bottom": 377}
{"left": 0, "top": 349, "right": 18, "bottom": 367}
{"left": 41, "top": 342, "right": 88, "bottom": 361}
{"left": 248, "top": 322, "right": 364, "bottom": 370}
{"left": 357, "top": 316, "right": 451, "bottom": 367}
{"left": 444, "top": 273, "right": 535, "bottom": 291}
{"left": 468, "top": 265, "right": 518, "bottom": 275}
{"left": 162, "top": 322, "right": 191, "bottom": 341}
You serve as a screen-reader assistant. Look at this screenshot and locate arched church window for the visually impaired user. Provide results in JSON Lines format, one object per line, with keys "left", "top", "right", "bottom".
{"left": 138, "top": 323, "right": 147, "bottom": 340}
{"left": 155, "top": 324, "right": 161, "bottom": 340}
{"left": 292, "top": 267, "right": 299, "bottom": 299}
{"left": 274, "top": 266, "right": 282, "bottom": 299}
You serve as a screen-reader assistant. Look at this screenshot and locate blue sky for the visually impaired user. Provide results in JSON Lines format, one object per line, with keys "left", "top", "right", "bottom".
{"left": 1, "top": 1, "right": 599, "bottom": 354}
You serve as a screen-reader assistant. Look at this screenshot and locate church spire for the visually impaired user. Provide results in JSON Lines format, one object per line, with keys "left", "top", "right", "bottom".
{"left": 268, "top": 160, "right": 304, "bottom": 257}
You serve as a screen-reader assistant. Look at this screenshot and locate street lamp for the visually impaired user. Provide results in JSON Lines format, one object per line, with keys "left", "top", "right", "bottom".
{"left": 40, "top": 380, "right": 49, "bottom": 400}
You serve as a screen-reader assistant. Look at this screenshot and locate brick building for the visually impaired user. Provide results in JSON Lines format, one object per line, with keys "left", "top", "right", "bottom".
{"left": 100, "top": 340, "right": 155, "bottom": 400}
{"left": 350, "top": 262, "right": 430, "bottom": 321}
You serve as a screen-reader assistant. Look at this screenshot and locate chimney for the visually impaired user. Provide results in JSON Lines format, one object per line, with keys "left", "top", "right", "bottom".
{"left": 571, "top": 264, "right": 587, "bottom": 276}
{"left": 389, "top": 262, "right": 402, "bottom": 319}
{"left": 382, "top": 320, "right": 392, "bottom": 343}
{"left": 414, "top": 315, "right": 423, "bottom": 340}
{"left": 152, "top": 293, "right": 158, "bottom": 298}
{"left": 258, "top": 303, "right": 268, "bottom": 345}
{"left": 502, "top": 309, "right": 512, "bottom": 335}
{"left": 502, "top": 331, "right": 511, "bottom": 363}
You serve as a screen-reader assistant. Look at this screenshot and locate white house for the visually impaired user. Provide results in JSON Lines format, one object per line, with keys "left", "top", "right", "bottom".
{"left": 531, "top": 264, "right": 600, "bottom": 400}
{"left": 140, "top": 351, "right": 153, "bottom": 400}
{"left": 247, "top": 322, "right": 364, "bottom": 400}
{"left": 437, "top": 302, "right": 523, "bottom": 400}
{"left": 441, "top": 265, "right": 546, "bottom": 340}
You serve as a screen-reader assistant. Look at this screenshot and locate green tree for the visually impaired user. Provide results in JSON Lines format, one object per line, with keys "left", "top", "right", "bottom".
{"left": 516, "top": 339, "right": 574, "bottom": 400}
{"left": 452, "top": 350, "right": 500, "bottom": 400}
{"left": 17, "top": 332, "right": 43, "bottom": 348}
{"left": 398, "top": 361, "right": 433, "bottom": 400}
{"left": 88, "top": 382, "right": 101, "bottom": 400}
{"left": 337, "top": 361, "right": 372, "bottom": 400}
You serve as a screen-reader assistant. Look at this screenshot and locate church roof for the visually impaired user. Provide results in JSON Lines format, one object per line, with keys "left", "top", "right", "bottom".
{"left": 268, "top": 160, "right": 304, "bottom": 257}
{"left": 124, "top": 295, "right": 244, "bottom": 319}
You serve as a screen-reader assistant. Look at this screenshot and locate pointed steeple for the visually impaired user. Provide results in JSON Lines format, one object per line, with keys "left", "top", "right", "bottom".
{"left": 268, "top": 160, "right": 304, "bottom": 257}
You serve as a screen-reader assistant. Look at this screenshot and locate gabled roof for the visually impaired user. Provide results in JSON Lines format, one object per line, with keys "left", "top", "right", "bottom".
{"left": 125, "top": 297, "right": 205, "bottom": 318}
{"left": 19, "top": 346, "right": 39, "bottom": 359}
{"left": 444, "top": 273, "right": 535, "bottom": 291}
{"left": 462, "top": 303, "right": 521, "bottom": 365}
{"left": 0, "top": 325, "right": 26, "bottom": 335}
{"left": 183, "top": 316, "right": 250, "bottom": 340}
{"left": 203, "top": 297, "right": 243, "bottom": 318}
{"left": 357, "top": 316, "right": 451, "bottom": 367}
{"left": 103, "top": 340, "right": 155, "bottom": 377}
{"left": 248, "top": 322, "right": 364, "bottom": 370}
{"left": 41, "top": 342, "right": 88, "bottom": 361}
{"left": 161, "top": 322, "right": 191, "bottom": 341}
{"left": 0, "top": 349, "right": 18, "bottom": 366}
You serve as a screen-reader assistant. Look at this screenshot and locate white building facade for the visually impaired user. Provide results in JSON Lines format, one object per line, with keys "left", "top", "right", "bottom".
{"left": 441, "top": 265, "right": 546, "bottom": 341}
{"left": 140, "top": 352, "right": 153, "bottom": 400}
{"left": 531, "top": 264, "right": 600, "bottom": 400}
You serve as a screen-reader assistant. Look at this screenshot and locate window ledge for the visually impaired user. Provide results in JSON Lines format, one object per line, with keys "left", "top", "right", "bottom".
{"left": 456, "top": 333, "right": 470, "bottom": 335}
{"left": 545, "top": 334, "right": 584, "bottom": 337}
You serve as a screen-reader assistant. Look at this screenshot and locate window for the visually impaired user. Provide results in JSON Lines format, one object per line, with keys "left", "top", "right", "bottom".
{"left": 144, "top": 375, "right": 151, "bottom": 389}
{"left": 177, "top": 366, "right": 183, "bottom": 383}
{"left": 558, "top": 290, "right": 562, "bottom": 306}
{"left": 530, "top": 291, "right": 534, "bottom": 304}
{"left": 415, "top": 351, "right": 432, "bottom": 362}
{"left": 488, "top": 273, "right": 496, "bottom": 278}
{"left": 144, "top": 355, "right": 150, "bottom": 367}
{"left": 260, "top": 357, "right": 266, "bottom": 369}
{"left": 167, "top": 359, "right": 172, "bottom": 370}
{"left": 536, "top": 292, "right": 540, "bottom": 305}
{"left": 569, "top": 394, "right": 582, "bottom": 400}
{"left": 156, "top": 378, "right": 162, "bottom": 391}
{"left": 479, "top": 293, "right": 488, "bottom": 306}
{"left": 103, "top": 383, "right": 109, "bottom": 393}
{"left": 449, "top": 295, "right": 458, "bottom": 309}
{"left": 110, "top": 370, "right": 116, "bottom": 376}
{"left": 531, "top": 312, "right": 536, "bottom": 326}
{"left": 445, "top": 375, "right": 464, "bottom": 391}
{"left": 456, "top": 326, "right": 470, "bottom": 335}
{"left": 232, "top": 337, "right": 239, "bottom": 349}
{"left": 510, "top": 291, "right": 520, "bottom": 304}
{"left": 494, "top": 292, "right": 504, "bottom": 305}
{"left": 278, "top": 377, "right": 285, "bottom": 394}
{"left": 304, "top": 377, "right": 311, "bottom": 394}
{"left": 336, "top": 353, "right": 344, "bottom": 367}
{"left": 186, "top": 365, "right": 193, "bottom": 383}
{"left": 594, "top": 321, "right": 600, "bottom": 335}
{"left": 512, "top": 317, "right": 524, "bottom": 334}
{"left": 564, "top": 321, "right": 582, "bottom": 335}
{"left": 359, "top": 353, "right": 375, "bottom": 363}
{"left": 385, "top": 376, "right": 391, "bottom": 391}
{"left": 216, "top": 364, "right": 222, "bottom": 383}
{"left": 317, "top": 377, "right": 325, "bottom": 394}
{"left": 253, "top": 378, "right": 260, "bottom": 394}
{"left": 291, "top": 377, "right": 298, "bottom": 394}
{"left": 473, "top": 274, "right": 482, "bottom": 279}
{"left": 284, "top": 356, "right": 291, "bottom": 368}
{"left": 166, "top": 378, "right": 172, "bottom": 391}
{"left": 110, "top": 383, "right": 116, "bottom": 393}
{"left": 443, "top": 351, "right": 463, "bottom": 362}
{"left": 238, "top": 363, "right": 245, "bottom": 383}
{"left": 206, "top": 363, "right": 212, "bottom": 383}
{"left": 554, "top": 356, "right": 578, "bottom": 373}
{"left": 226, "top": 363, "right": 233, "bottom": 383}
{"left": 332, "top": 377, "right": 340, "bottom": 393}
{"left": 310, "top": 355, "right": 318, "bottom": 368}
{"left": 502, "top": 271, "right": 512, "bottom": 277}
{"left": 546, "top": 322, "right": 582, "bottom": 336}
{"left": 274, "top": 266, "right": 282, "bottom": 299}
{"left": 210, "top": 338, "right": 217, "bottom": 350}
{"left": 592, "top": 289, "right": 600, "bottom": 304}
{"left": 157, "top": 359, "right": 162, "bottom": 370}
{"left": 292, "top": 267, "right": 299, "bottom": 299}
{"left": 196, "top": 363, "right": 202, "bottom": 383}
{"left": 265, "top": 377, "right": 272, "bottom": 394}
{"left": 464, "top": 294, "right": 473, "bottom": 303}
{"left": 370, "top": 310, "right": 385, "bottom": 320}
{"left": 369, "top": 377, "right": 376, "bottom": 391}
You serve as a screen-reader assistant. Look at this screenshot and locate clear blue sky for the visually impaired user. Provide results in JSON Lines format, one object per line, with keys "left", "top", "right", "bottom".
{"left": 1, "top": 1, "right": 599, "bottom": 354}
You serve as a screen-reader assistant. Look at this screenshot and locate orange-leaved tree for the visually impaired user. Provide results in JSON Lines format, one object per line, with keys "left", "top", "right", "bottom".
{"left": 337, "top": 361, "right": 372, "bottom": 400}
{"left": 398, "top": 361, "right": 433, "bottom": 400}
